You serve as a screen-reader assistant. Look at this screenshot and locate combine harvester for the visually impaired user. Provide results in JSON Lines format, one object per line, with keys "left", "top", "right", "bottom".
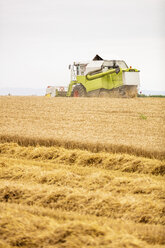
{"left": 46, "top": 55, "right": 140, "bottom": 98}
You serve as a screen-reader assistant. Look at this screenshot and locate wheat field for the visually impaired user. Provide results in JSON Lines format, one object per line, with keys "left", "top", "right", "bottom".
{"left": 0, "top": 96, "right": 165, "bottom": 158}
{"left": 0, "top": 96, "right": 165, "bottom": 248}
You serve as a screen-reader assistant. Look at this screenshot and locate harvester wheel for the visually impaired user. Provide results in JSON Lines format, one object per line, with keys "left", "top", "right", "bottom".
{"left": 72, "top": 84, "right": 87, "bottom": 97}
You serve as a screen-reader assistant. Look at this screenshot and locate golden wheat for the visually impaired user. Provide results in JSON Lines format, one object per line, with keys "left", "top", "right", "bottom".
{"left": 0, "top": 143, "right": 165, "bottom": 247}
{"left": 0, "top": 96, "right": 165, "bottom": 247}
{"left": 0, "top": 96, "right": 165, "bottom": 159}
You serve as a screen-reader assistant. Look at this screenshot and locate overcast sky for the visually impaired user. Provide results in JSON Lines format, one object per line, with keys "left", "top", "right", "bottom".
{"left": 0, "top": 0, "right": 164, "bottom": 91}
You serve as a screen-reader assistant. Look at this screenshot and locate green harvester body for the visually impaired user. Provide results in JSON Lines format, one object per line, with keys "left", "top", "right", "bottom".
{"left": 66, "top": 68, "right": 139, "bottom": 97}
{"left": 46, "top": 55, "right": 140, "bottom": 98}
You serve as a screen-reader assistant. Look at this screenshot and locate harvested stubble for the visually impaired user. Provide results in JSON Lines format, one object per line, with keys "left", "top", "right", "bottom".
{"left": 0, "top": 96, "right": 165, "bottom": 159}
{"left": 0, "top": 143, "right": 165, "bottom": 248}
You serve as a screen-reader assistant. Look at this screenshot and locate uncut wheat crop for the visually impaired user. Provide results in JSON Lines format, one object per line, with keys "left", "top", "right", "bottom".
{"left": 0, "top": 96, "right": 165, "bottom": 158}
{"left": 0, "top": 96, "right": 165, "bottom": 248}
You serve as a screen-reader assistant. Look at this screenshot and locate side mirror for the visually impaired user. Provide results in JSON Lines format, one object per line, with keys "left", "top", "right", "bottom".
{"left": 68, "top": 64, "right": 71, "bottom": 70}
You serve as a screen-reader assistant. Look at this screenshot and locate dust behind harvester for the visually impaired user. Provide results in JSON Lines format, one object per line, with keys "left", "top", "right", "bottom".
{"left": 46, "top": 55, "right": 140, "bottom": 98}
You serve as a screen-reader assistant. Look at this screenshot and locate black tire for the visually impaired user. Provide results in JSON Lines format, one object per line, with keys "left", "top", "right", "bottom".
{"left": 72, "top": 84, "right": 87, "bottom": 97}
